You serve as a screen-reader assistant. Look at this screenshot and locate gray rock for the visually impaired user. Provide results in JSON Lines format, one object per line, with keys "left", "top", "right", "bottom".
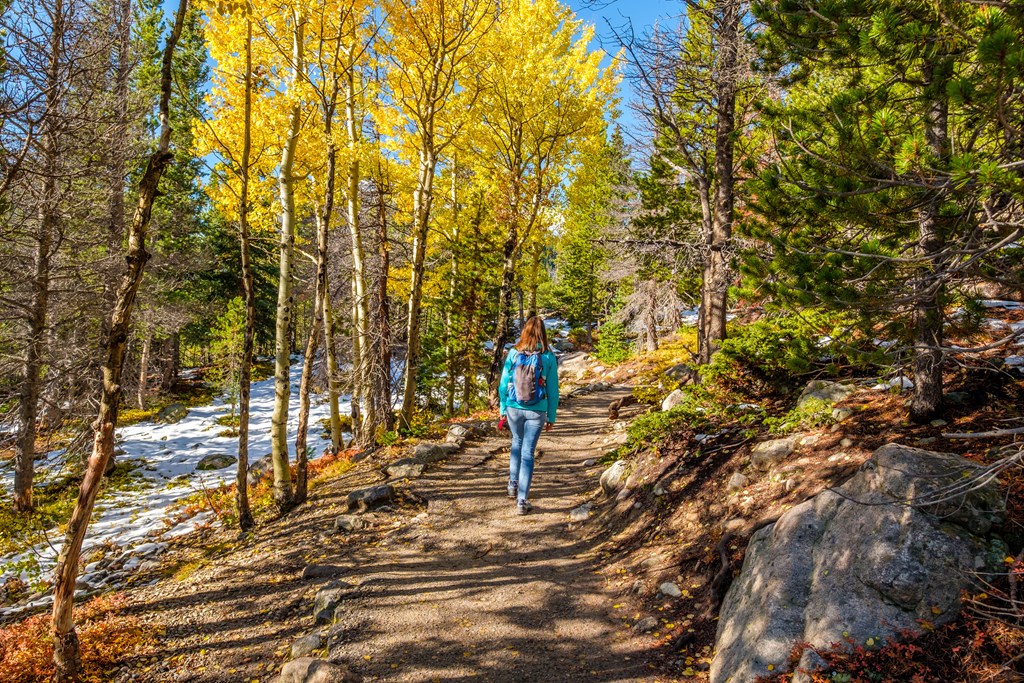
{"left": 386, "top": 458, "right": 425, "bottom": 480}
{"left": 279, "top": 657, "right": 360, "bottom": 683}
{"left": 633, "top": 616, "right": 659, "bottom": 633}
{"left": 313, "top": 581, "right": 354, "bottom": 624}
{"left": 797, "top": 380, "right": 856, "bottom": 408}
{"left": 600, "top": 460, "right": 628, "bottom": 496}
{"left": 930, "top": 419, "right": 948, "bottom": 427}
{"left": 582, "top": 458, "right": 597, "bottom": 467}
{"left": 727, "top": 471, "right": 749, "bottom": 492}
{"left": 661, "top": 389, "right": 685, "bottom": 412}
{"left": 413, "top": 442, "right": 459, "bottom": 463}
{"left": 831, "top": 408, "right": 854, "bottom": 422}
{"left": 291, "top": 632, "right": 323, "bottom": 659}
{"left": 346, "top": 484, "right": 394, "bottom": 513}
{"left": 446, "top": 424, "right": 471, "bottom": 445}
{"left": 196, "top": 453, "right": 237, "bottom": 471}
{"left": 154, "top": 403, "right": 189, "bottom": 424}
{"left": 616, "top": 487, "right": 633, "bottom": 502}
{"left": 839, "top": 437, "right": 854, "bottom": 448}
{"left": 333, "top": 515, "right": 366, "bottom": 533}
{"left": 944, "top": 391, "right": 969, "bottom": 405}
{"left": 558, "top": 352, "right": 593, "bottom": 381}
{"left": 664, "top": 363, "right": 694, "bottom": 383}
{"left": 247, "top": 454, "right": 273, "bottom": 487}
{"left": 569, "top": 503, "right": 591, "bottom": 522}
{"left": 659, "top": 582, "right": 682, "bottom": 598}
{"left": 711, "top": 443, "right": 1006, "bottom": 683}
{"left": 750, "top": 437, "right": 797, "bottom": 469}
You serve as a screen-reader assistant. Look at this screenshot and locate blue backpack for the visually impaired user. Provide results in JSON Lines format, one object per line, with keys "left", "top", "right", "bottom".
{"left": 508, "top": 350, "right": 546, "bottom": 406}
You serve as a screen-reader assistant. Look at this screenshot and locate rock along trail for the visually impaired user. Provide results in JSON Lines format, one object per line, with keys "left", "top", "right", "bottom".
{"left": 305, "top": 386, "right": 652, "bottom": 683}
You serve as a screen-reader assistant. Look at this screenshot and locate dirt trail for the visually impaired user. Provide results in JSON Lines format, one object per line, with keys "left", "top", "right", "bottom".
{"left": 127, "top": 387, "right": 657, "bottom": 683}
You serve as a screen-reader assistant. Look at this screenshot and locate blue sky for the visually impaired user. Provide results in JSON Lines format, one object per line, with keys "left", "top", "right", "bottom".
{"left": 568, "top": 0, "right": 678, "bottom": 136}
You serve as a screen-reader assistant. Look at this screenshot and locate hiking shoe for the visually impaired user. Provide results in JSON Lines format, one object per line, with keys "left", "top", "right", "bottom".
{"left": 507, "top": 481, "right": 518, "bottom": 498}
{"left": 516, "top": 500, "right": 532, "bottom": 515}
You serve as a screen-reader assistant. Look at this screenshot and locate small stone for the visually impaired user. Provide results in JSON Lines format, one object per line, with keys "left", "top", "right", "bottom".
{"left": 631, "top": 579, "right": 645, "bottom": 594}
{"left": 751, "top": 437, "right": 798, "bottom": 469}
{"left": 831, "top": 408, "right": 854, "bottom": 422}
{"left": 346, "top": 484, "right": 395, "bottom": 513}
{"left": 279, "top": 657, "right": 361, "bottom": 683}
{"left": 291, "top": 632, "right": 323, "bottom": 659}
{"left": 659, "top": 582, "right": 682, "bottom": 598}
{"left": 727, "top": 472, "right": 749, "bottom": 492}
{"left": 569, "top": 503, "right": 591, "bottom": 522}
{"left": 839, "top": 437, "right": 854, "bottom": 448}
{"left": 582, "top": 458, "right": 597, "bottom": 467}
{"left": 783, "top": 479, "right": 797, "bottom": 493}
{"left": 333, "top": 515, "right": 366, "bottom": 533}
{"left": 918, "top": 437, "right": 937, "bottom": 445}
{"left": 313, "top": 581, "right": 353, "bottom": 624}
{"left": 930, "top": 419, "right": 948, "bottom": 427}
{"left": 633, "top": 616, "right": 659, "bottom": 633}
{"left": 385, "top": 459, "right": 425, "bottom": 480}
{"left": 600, "top": 460, "right": 628, "bottom": 496}
{"left": 653, "top": 485, "right": 666, "bottom": 496}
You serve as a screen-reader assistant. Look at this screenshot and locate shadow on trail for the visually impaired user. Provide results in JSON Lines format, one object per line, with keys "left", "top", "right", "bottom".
{"left": 125, "top": 387, "right": 653, "bottom": 683}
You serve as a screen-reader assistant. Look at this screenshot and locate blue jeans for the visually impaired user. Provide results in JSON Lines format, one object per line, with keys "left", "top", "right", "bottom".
{"left": 507, "top": 407, "right": 546, "bottom": 502}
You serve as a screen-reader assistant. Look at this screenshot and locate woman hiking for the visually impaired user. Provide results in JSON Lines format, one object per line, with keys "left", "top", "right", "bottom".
{"left": 498, "top": 315, "right": 560, "bottom": 515}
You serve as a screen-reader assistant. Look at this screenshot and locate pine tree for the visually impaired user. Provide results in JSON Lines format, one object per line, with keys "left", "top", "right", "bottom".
{"left": 751, "top": 0, "right": 1024, "bottom": 421}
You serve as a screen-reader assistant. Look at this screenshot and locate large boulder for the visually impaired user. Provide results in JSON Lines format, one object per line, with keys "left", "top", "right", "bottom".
{"left": 279, "top": 657, "right": 360, "bottom": 683}
{"left": 154, "top": 403, "right": 189, "bottom": 424}
{"left": 797, "top": 380, "right": 856, "bottom": 408}
{"left": 196, "top": 453, "right": 236, "bottom": 471}
{"left": 711, "top": 444, "right": 1005, "bottom": 683}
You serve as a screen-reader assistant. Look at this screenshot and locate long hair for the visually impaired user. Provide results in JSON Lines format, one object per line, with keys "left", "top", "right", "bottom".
{"left": 515, "top": 315, "right": 549, "bottom": 353}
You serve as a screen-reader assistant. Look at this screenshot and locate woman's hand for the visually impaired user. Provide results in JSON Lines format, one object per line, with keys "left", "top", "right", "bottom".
{"left": 545, "top": 423, "right": 553, "bottom": 432}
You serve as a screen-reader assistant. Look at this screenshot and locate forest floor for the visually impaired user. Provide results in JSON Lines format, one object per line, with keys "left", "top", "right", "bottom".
{"left": 117, "top": 386, "right": 666, "bottom": 683}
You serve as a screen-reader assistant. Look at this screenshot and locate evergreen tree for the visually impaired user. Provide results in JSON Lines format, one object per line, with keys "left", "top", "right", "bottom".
{"left": 751, "top": 0, "right": 1024, "bottom": 421}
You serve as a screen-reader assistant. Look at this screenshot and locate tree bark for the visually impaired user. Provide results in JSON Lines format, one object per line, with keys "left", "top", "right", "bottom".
{"left": 235, "top": 16, "right": 256, "bottom": 531}
{"left": 399, "top": 149, "right": 437, "bottom": 428}
{"left": 697, "top": 0, "right": 740, "bottom": 367}
{"left": 13, "top": 0, "right": 66, "bottom": 514}
{"left": 344, "top": 54, "right": 372, "bottom": 445}
{"left": 910, "top": 59, "right": 951, "bottom": 422}
{"left": 369, "top": 169, "right": 394, "bottom": 435}
{"left": 136, "top": 327, "right": 151, "bottom": 410}
{"left": 51, "top": 2, "right": 188, "bottom": 677}
{"left": 322, "top": 284, "right": 343, "bottom": 453}
{"left": 293, "top": 297, "right": 321, "bottom": 505}
{"left": 270, "top": 11, "right": 304, "bottom": 513}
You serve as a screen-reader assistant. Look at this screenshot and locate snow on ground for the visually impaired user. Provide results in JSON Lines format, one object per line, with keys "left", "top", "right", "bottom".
{"left": 0, "top": 358, "right": 339, "bottom": 619}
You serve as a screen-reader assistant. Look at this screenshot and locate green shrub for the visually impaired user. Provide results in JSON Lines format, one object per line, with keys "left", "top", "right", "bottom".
{"left": 701, "top": 310, "right": 860, "bottom": 393}
{"left": 763, "top": 397, "right": 835, "bottom": 434}
{"left": 594, "top": 323, "right": 630, "bottom": 365}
